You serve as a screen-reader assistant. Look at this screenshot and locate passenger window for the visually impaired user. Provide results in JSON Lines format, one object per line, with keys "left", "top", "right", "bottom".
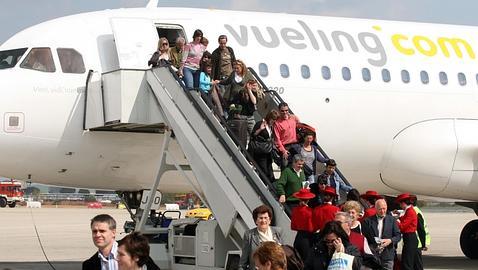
{"left": 362, "top": 68, "right": 371, "bottom": 82}
{"left": 259, "top": 63, "right": 268, "bottom": 77}
{"left": 420, "top": 71, "right": 429, "bottom": 84}
{"left": 458, "top": 73, "right": 466, "bottom": 86}
{"left": 57, "top": 48, "right": 85, "bottom": 74}
{"left": 342, "top": 67, "right": 351, "bottom": 81}
{"left": 0, "top": 48, "right": 27, "bottom": 69}
{"left": 20, "top": 48, "right": 55, "bottom": 72}
{"left": 401, "top": 70, "right": 410, "bottom": 83}
{"left": 280, "top": 64, "right": 289, "bottom": 78}
{"left": 301, "top": 65, "right": 310, "bottom": 79}
{"left": 321, "top": 66, "right": 331, "bottom": 80}
{"left": 382, "top": 69, "right": 391, "bottom": 82}
{"left": 439, "top": 71, "right": 448, "bottom": 85}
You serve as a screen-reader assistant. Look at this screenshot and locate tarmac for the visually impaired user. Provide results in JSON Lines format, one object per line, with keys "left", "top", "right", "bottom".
{"left": 0, "top": 206, "right": 476, "bottom": 270}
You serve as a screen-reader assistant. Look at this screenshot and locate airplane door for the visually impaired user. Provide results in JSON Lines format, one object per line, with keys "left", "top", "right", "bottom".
{"left": 110, "top": 18, "right": 158, "bottom": 69}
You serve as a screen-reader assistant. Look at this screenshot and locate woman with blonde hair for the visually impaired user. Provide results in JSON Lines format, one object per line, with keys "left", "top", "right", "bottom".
{"left": 218, "top": 59, "right": 254, "bottom": 106}
{"left": 343, "top": 200, "right": 363, "bottom": 234}
{"left": 253, "top": 241, "right": 287, "bottom": 270}
{"left": 148, "top": 37, "right": 171, "bottom": 68}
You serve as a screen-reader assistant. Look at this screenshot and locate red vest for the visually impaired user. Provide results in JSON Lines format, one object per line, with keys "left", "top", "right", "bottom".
{"left": 291, "top": 205, "right": 314, "bottom": 232}
{"left": 312, "top": 203, "right": 340, "bottom": 231}
{"left": 399, "top": 206, "right": 417, "bottom": 233}
{"left": 349, "top": 232, "right": 365, "bottom": 255}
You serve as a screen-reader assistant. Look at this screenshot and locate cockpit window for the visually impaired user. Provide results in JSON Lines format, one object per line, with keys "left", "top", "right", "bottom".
{"left": 0, "top": 48, "right": 27, "bottom": 69}
{"left": 57, "top": 48, "right": 85, "bottom": 74}
{"left": 20, "top": 47, "right": 55, "bottom": 72}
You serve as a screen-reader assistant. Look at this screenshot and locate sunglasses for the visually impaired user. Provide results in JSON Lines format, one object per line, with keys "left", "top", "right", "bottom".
{"left": 161, "top": 43, "right": 169, "bottom": 46}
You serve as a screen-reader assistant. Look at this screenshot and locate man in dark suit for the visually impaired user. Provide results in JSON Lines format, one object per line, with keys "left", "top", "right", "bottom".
{"left": 362, "top": 199, "right": 401, "bottom": 270}
{"left": 83, "top": 214, "right": 160, "bottom": 270}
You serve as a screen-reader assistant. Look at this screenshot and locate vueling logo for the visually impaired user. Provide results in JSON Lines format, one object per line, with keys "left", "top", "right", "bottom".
{"left": 224, "top": 20, "right": 475, "bottom": 67}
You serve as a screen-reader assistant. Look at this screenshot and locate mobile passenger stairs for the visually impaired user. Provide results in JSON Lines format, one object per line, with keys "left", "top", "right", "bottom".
{"left": 84, "top": 66, "right": 351, "bottom": 269}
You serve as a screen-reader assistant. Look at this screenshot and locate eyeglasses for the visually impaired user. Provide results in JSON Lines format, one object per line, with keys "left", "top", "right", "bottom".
{"left": 161, "top": 43, "right": 169, "bottom": 46}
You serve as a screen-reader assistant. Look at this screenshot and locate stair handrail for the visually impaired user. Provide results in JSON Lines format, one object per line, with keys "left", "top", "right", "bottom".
{"left": 158, "top": 66, "right": 291, "bottom": 221}
{"left": 248, "top": 67, "right": 352, "bottom": 189}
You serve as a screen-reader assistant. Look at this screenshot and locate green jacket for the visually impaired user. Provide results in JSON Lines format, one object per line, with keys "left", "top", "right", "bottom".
{"left": 275, "top": 167, "right": 305, "bottom": 202}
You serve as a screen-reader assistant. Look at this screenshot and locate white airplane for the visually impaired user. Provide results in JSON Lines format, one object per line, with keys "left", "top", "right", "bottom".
{"left": 0, "top": 4, "right": 477, "bottom": 258}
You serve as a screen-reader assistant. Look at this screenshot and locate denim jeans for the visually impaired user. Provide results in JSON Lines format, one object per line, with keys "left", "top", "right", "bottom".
{"left": 183, "top": 67, "right": 200, "bottom": 89}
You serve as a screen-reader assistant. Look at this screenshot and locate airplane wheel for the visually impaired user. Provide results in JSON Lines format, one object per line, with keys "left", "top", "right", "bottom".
{"left": 460, "top": 219, "right": 478, "bottom": 259}
{"left": 0, "top": 197, "right": 6, "bottom": 208}
{"left": 8, "top": 202, "right": 16, "bottom": 208}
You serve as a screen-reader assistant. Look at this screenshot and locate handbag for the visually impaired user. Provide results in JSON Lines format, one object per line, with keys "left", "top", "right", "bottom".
{"left": 327, "top": 252, "right": 354, "bottom": 270}
{"left": 271, "top": 146, "right": 282, "bottom": 166}
{"left": 248, "top": 138, "right": 273, "bottom": 154}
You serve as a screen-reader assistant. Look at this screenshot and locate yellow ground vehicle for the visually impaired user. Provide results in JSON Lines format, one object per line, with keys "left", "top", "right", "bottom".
{"left": 185, "top": 206, "right": 213, "bottom": 220}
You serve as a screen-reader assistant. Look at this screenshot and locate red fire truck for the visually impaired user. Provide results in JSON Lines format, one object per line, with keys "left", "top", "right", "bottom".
{"left": 0, "top": 180, "right": 24, "bottom": 208}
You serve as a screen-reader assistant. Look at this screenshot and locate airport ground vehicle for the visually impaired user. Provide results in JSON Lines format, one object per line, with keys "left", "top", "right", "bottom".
{"left": 0, "top": 180, "right": 24, "bottom": 208}
{"left": 185, "top": 206, "right": 213, "bottom": 220}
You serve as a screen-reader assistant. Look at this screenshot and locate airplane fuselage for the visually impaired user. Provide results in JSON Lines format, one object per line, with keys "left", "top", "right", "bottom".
{"left": 1, "top": 8, "right": 478, "bottom": 200}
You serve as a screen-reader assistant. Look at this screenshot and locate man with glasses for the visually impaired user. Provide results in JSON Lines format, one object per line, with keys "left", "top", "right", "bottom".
{"left": 335, "top": 212, "right": 373, "bottom": 256}
{"left": 274, "top": 102, "right": 300, "bottom": 169}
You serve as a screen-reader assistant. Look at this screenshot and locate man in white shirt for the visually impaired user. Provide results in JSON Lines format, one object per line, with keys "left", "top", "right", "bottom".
{"left": 362, "top": 199, "right": 402, "bottom": 270}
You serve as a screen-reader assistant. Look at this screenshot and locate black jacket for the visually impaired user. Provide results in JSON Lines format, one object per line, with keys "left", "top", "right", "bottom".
{"left": 361, "top": 214, "right": 402, "bottom": 261}
{"left": 304, "top": 240, "right": 362, "bottom": 270}
{"left": 82, "top": 251, "right": 160, "bottom": 270}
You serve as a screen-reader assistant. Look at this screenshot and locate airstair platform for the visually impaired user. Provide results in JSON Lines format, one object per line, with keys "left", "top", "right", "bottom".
{"left": 84, "top": 66, "right": 352, "bottom": 269}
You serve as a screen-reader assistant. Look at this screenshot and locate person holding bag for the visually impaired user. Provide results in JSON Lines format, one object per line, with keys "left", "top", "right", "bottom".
{"left": 305, "top": 221, "right": 362, "bottom": 270}
{"left": 248, "top": 109, "right": 279, "bottom": 183}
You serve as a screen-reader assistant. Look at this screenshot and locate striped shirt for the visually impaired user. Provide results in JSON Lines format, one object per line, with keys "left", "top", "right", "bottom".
{"left": 98, "top": 241, "right": 118, "bottom": 270}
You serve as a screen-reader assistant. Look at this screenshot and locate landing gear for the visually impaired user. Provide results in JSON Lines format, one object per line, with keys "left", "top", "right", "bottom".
{"left": 460, "top": 219, "right": 478, "bottom": 259}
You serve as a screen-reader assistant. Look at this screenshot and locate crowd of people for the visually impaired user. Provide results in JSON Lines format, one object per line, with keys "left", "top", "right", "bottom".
{"left": 148, "top": 29, "right": 262, "bottom": 123}
{"left": 239, "top": 191, "right": 429, "bottom": 270}
{"left": 145, "top": 30, "right": 431, "bottom": 270}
